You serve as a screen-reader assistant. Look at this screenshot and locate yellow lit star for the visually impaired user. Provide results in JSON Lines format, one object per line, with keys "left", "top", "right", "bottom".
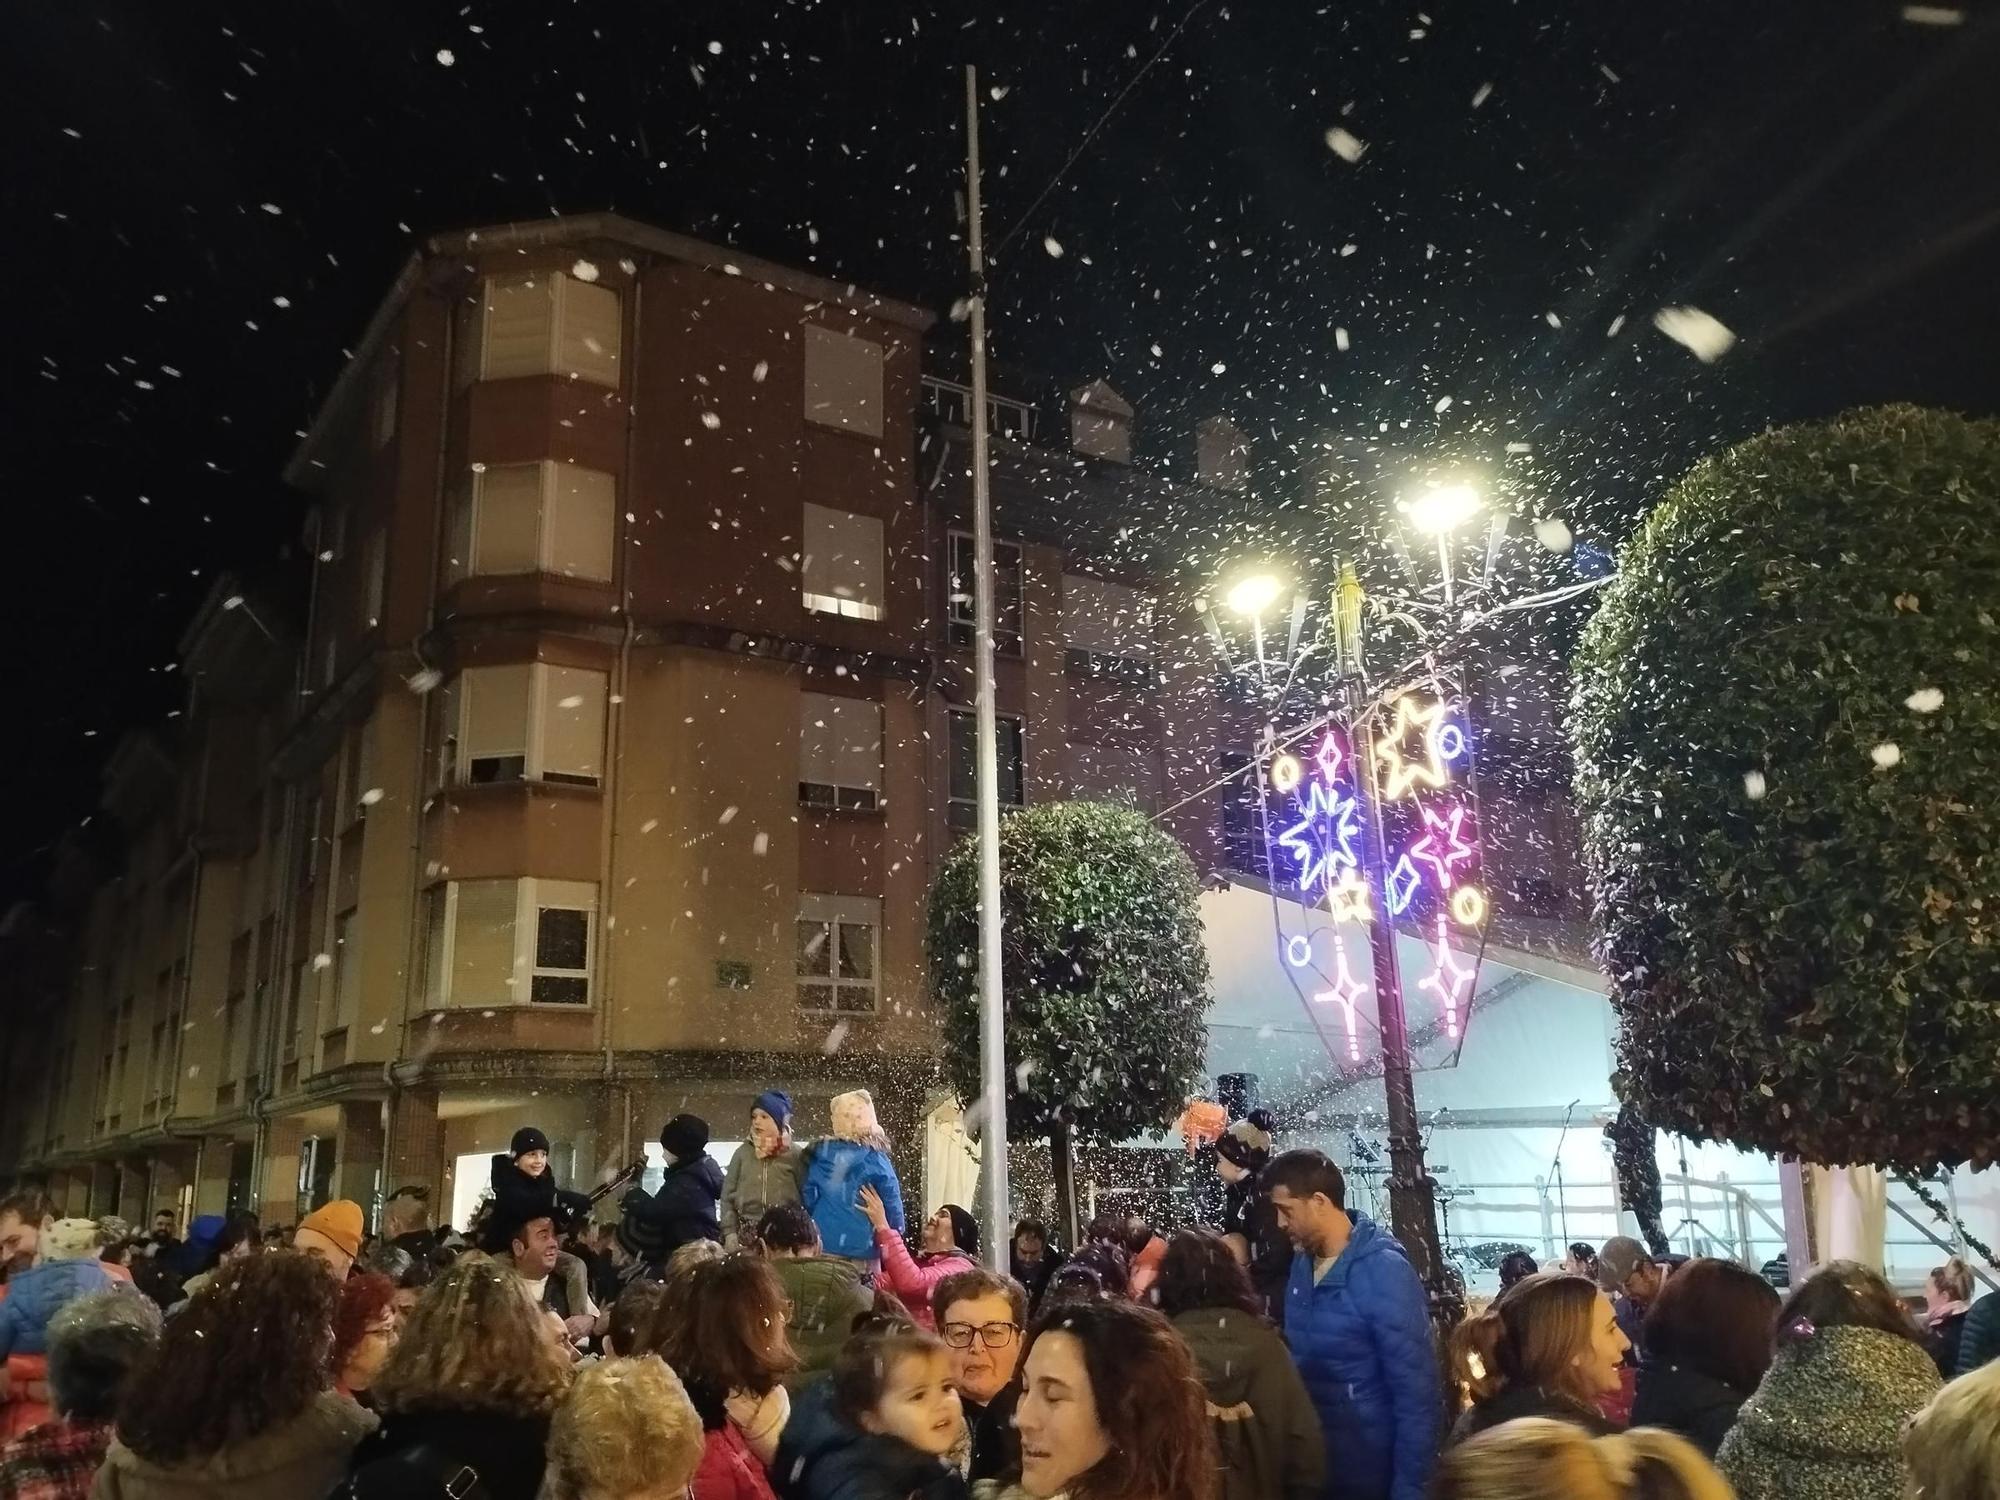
{"left": 1373, "top": 695, "right": 1449, "bottom": 800}
{"left": 1328, "top": 869, "right": 1374, "bottom": 924}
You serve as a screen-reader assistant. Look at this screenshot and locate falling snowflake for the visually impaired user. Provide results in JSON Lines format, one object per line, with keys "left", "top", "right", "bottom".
{"left": 1544, "top": 310, "right": 1562, "bottom": 328}
{"left": 701, "top": 411, "right": 722, "bottom": 430}
{"left": 1335, "top": 327, "right": 1351, "bottom": 352}
{"left": 1607, "top": 314, "right": 1627, "bottom": 337}
{"left": 570, "top": 259, "right": 600, "bottom": 283}
{"left": 1871, "top": 742, "right": 1902, "bottom": 769}
{"left": 1652, "top": 306, "right": 1736, "bottom": 362}
{"left": 1324, "top": 127, "right": 1368, "bottom": 163}
{"left": 1210, "top": 361, "right": 1227, "bottom": 375}
{"left": 1742, "top": 770, "right": 1768, "bottom": 801}
{"left": 407, "top": 668, "right": 443, "bottom": 695}
{"left": 1471, "top": 82, "right": 1494, "bottom": 108}
{"left": 435, "top": 48, "right": 456, "bottom": 66}
{"left": 1533, "top": 518, "right": 1573, "bottom": 554}
{"left": 1905, "top": 687, "right": 1944, "bottom": 713}
{"left": 359, "top": 788, "right": 384, "bottom": 807}
{"left": 1043, "top": 235, "right": 1065, "bottom": 259}
{"left": 751, "top": 360, "right": 769, "bottom": 383}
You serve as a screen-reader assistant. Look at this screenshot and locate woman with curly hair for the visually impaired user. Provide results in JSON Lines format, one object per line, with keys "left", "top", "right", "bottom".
{"left": 975, "top": 1297, "right": 1217, "bottom": 1500}
{"left": 331, "top": 1273, "right": 400, "bottom": 1407}
{"left": 94, "top": 1251, "right": 375, "bottom": 1500}
{"left": 541, "top": 1356, "right": 706, "bottom": 1500}
{"left": 336, "top": 1255, "right": 572, "bottom": 1500}
{"left": 653, "top": 1253, "right": 797, "bottom": 1498}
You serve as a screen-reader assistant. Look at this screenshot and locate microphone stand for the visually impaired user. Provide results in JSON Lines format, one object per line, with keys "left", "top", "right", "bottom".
{"left": 1547, "top": 1099, "right": 1580, "bottom": 1262}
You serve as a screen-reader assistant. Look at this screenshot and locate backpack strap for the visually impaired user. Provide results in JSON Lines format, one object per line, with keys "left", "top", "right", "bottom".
{"left": 391, "top": 1442, "right": 492, "bottom": 1500}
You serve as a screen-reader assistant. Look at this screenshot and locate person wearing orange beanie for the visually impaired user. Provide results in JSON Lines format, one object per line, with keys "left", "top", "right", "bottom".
{"left": 294, "top": 1200, "right": 364, "bottom": 1280}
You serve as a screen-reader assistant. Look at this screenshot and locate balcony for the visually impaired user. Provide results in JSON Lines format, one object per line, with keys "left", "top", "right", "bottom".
{"left": 922, "top": 376, "right": 1036, "bottom": 444}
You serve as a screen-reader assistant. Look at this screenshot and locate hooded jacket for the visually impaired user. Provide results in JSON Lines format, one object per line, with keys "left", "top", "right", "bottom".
{"left": 769, "top": 1257, "right": 874, "bottom": 1390}
{"left": 92, "top": 1390, "right": 375, "bottom": 1500}
{"left": 773, "top": 1381, "right": 967, "bottom": 1500}
{"left": 1281, "top": 1214, "right": 1440, "bottom": 1500}
{"left": 803, "top": 1144, "right": 903, "bottom": 1262}
{"left": 0, "top": 1260, "right": 114, "bottom": 1357}
{"left": 1223, "top": 1174, "right": 1293, "bottom": 1325}
{"left": 623, "top": 1155, "right": 724, "bottom": 1264}
{"left": 1716, "top": 1326, "right": 1942, "bottom": 1500}
{"left": 721, "top": 1144, "right": 807, "bottom": 1245}
{"left": 1629, "top": 1359, "right": 1752, "bottom": 1457}
{"left": 1171, "top": 1306, "right": 1324, "bottom": 1500}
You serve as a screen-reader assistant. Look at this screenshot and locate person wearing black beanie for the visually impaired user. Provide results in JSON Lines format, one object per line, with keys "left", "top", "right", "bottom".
{"left": 618, "top": 1114, "right": 722, "bottom": 1269}
{"left": 1216, "top": 1109, "right": 1291, "bottom": 1325}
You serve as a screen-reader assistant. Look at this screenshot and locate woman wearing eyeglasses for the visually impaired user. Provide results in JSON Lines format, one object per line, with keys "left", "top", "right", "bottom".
{"left": 930, "top": 1268, "right": 1030, "bottom": 1483}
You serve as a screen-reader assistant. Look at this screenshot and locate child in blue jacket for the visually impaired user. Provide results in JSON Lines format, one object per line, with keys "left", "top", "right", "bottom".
{"left": 0, "top": 1218, "right": 113, "bottom": 1357}
{"left": 803, "top": 1088, "right": 904, "bottom": 1262}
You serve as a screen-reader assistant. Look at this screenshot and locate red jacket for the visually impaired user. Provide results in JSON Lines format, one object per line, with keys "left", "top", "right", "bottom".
{"left": 692, "top": 1423, "right": 778, "bottom": 1500}
{"left": 0, "top": 1289, "right": 51, "bottom": 1442}
{"left": 871, "top": 1228, "right": 974, "bottom": 1332}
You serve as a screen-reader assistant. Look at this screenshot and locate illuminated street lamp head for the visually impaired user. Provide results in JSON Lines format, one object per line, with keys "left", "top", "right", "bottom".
{"left": 1403, "top": 482, "right": 1484, "bottom": 536}
{"left": 1224, "top": 572, "right": 1284, "bottom": 618}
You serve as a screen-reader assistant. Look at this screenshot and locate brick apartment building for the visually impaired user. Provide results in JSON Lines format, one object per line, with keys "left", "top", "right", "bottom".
{"left": 0, "top": 215, "right": 1270, "bottom": 1230}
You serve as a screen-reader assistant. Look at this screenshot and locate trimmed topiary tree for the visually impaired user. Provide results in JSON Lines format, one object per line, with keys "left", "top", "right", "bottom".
{"left": 928, "top": 800, "right": 1211, "bottom": 1240}
{"left": 1571, "top": 405, "right": 2000, "bottom": 1169}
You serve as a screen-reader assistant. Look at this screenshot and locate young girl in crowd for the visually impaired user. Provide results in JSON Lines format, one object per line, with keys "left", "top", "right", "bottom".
{"left": 722, "top": 1089, "right": 806, "bottom": 1247}
{"left": 780, "top": 1314, "right": 968, "bottom": 1500}
{"left": 803, "top": 1090, "right": 903, "bottom": 1264}
{"left": 1447, "top": 1272, "right": 1630, "bottom": 1441}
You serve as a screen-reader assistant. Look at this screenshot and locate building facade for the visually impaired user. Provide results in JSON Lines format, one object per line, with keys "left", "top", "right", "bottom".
{"left": 0, "top": 216, "right": 1243, "bottom": 1231}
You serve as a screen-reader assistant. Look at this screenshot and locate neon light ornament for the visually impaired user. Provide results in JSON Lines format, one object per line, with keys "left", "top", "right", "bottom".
{"left": 1269, "top": 754, "right": 1303, "bottom": 795}
{"left": 1277, "top": 778, "right": 1361, "bottom": 896}
{"left": 1417, "top": 916, "right": 1475, "bottom": 1039}
{"left": 1316, "top": 940, "right": 1370, "bottom": 1062}
{"left": 1329, "top": 870, "right": 1375, "bottom": 925}
{"left": 1408, "top": 804, "right": 1475, "bottom": 890}
{"left": 1385, "top": 853, "right": 1423, "bottom": 916}
{"left": 1450, "top": 885, "right": 1488, "bottom": 928}
{"left": 1373, "top": 695, "right": 1450, "bottom": 801}
{"left": 1285, "top": 933, "right": 1314, "bottom": 968}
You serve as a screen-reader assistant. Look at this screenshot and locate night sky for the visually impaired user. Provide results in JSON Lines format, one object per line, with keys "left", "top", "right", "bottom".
{"left": 4, "top": 0, "right": 1996, "bottom": 904}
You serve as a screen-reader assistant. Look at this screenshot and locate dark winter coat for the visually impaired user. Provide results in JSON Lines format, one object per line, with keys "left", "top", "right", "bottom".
{"left": 1172, "top": 1306, "right": 1324, "bottom": 1500}
{"left": 1953, "top": 1291, "right": 1999, "bottom": 1375}
{"left": 802, "top": 1142, "right": 903, "bottom": 1261}
{"left": 1280, "top": 1215, "right": 1440, "bottom": 1500}
{"left": 0, "top": 1260, "right": 114, "bottom": 1357}
{"left": 963, "top": 1383, "right": 1019, "bottom": 1485}
{"left": 94, "top": 1391, "right": 375, "bottom": 1500}
{"left": 622, "top": 1155, "right": 724, "bottom": 1263}
{"left": 335, "top": 1404, "right": 552, "bottom": 1500}
{"left": 488, "top": 1155, "right": 590, "bottom": 1233}
{"left": 772, "top": 1381, "right": 968, "bottom": 1500}
{"left": 1008, "top": 1248, "right": 1064, "bottom": 1313}
{"left": 1222, "top": 1174, "right": 1292, "bottom": 1326}
{"left": 1630, "top": 1360, "right": 1752, "bottom": 1457}
{"left": 768, "top": 1256, "right": 873, "bottom": 1390}
{"left": 1716, "top": 1326, "right": 1942, "bottom": 1500}
{"left": 1449, "top": 1383, "right": 1617, "bottom": 1445}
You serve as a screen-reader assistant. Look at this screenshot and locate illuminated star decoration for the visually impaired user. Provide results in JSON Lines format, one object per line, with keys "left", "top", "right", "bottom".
{"left": 1373, "top": 695, "right": 1449, "bottom": 801}
{"left": 1417, "top": 916, "right": 1475, "bottom": 1039}
{"left": 1408, "top": 803, "right": 1475, "bottom": 890}
{"left": 1277, "top": 778, "right": 1360, "bottom": 896}
{"left": 1316, "top": 939, "right": 1371, "bottom": 1062}
{"left": 1385, "top": 853, "right": 1422, "bottom": 916}
{"left": 1329, "top": 869, "right": 1374, "bottom": 925}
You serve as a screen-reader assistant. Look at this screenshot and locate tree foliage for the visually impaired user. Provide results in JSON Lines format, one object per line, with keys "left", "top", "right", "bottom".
{"left": 928, "top": 800, "right": 1211, "bottom": 1144}
{"left": 1570, "top": 405, "right": 2000, "bottom": 1169}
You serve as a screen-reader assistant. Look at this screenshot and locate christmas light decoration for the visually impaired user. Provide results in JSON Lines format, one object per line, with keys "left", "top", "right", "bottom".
{"left": 1408, "top": 804, "right": 1474, "bottom": 890}
{"left": 1285, "top": 933, "right": 1313, "bottom": 968}
{"left": 1385, "top": 852, "right": 1422, "bottom": 916}
{"left": 1417, "top": 916, "right": 1475, "bottom": 1039}
{"left": 1373, "top": 695, "right": 1450, "bottom": 800}
{"left": 1450, "top": 884, "right": 1488, "bottom": 928}
{"left": 1329, "top": 870, "right": 1374, "bottom": 925}
{"left": 1317, "top": 940, "right": 1370, "bottom": 1061}
{"left": 1277, "top": 777, "right": 1361, "bottom": 895}
{"left": 1434, "top": 721, "right": 1468, "bottom": 762}
{"left": 1270, "top": 753, "right": 1303, "bottom": 795}
{"left": 1312, "top": 731, "right": 1345, "bottom": 784}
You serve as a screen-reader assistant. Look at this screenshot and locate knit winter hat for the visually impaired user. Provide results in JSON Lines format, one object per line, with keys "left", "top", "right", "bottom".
{"left": 942, "top": 1204, "right": 980, "bottom": 1257}
{"left": 752, "top": 1090, "right": 793, "bottom": 1128}
{"left": 42, "top": 1218, "right": 101, "bottom": 1262}
{"left": 1215, "top": 1109, "right": 1276, "bottom": 1172}
{"left": 659, "top": 1113, "right": 710, "bottom": 1161}
{"left": 830, "top": 1089, "right": 887, "bottom": 1147}
{"left": 296, "top": 1199, "right": 365, "bottom": 1260}
{"left": 511, "top": 1126, "right": 551, "bottom": 1158}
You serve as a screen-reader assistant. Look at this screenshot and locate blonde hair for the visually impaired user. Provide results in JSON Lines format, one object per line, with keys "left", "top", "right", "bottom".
{"left": 1903, "top": 1360, "right": 2000, "bottom": 1500}
{"left": 1449, "top": 1272, "right": 1603, "bottom": 1411}
{"left": 369, "top": 1256, "right": 572, "bottom": 1419}
{"left": 543, "top": 1356, "right": 704, "bottom": 1500}
{"left": 1433, "top": 1418, "right": 1732, "bottom": 1500}
{"left": 1930, "top": 1256, "right": 1975, "bottom": 1304}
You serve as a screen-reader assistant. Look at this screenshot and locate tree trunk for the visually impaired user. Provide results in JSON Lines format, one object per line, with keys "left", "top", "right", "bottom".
{"left": 1049, "top": 1121, "right": 1080, "bottom": 1250}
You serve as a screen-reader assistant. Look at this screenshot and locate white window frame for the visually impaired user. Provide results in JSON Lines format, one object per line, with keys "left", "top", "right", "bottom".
{"left": 422, "top": 878, "right": 598, "bottom": 1010}
{"left": 948, "top": 531, "right": 1023, "bottom": 654}
{"left": 443, "top": 461, "right": 617, "bottom": 586}
{"left": 457, "top": 271, "right": 622, "bottom": 389}
{"left": 796, "top": 893, "right": 880, "bottom": 1015}
{"left": 799, "top": 692, "right": 883, "bottom": 811}
{"left": 800, "top": 503, "right": 885, "bottom": 622}
{"left": 436, "top": 663, "right": 608, "bottom": 790}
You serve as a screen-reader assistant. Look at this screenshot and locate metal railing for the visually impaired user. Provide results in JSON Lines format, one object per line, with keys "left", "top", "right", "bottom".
{"left": 922, "top": 375, "right": 1037, "bottom": 443}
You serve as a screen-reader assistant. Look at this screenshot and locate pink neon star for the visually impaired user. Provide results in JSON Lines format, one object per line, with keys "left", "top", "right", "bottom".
{"left": 1417, "top": 918, "right": 1474, "bottom": 1038}
{"left": 1408, "top": 803, "right": 1474, "bottom": 890}
{"left": 1315, "top": 942, "right": 1370, "bottom": 1062}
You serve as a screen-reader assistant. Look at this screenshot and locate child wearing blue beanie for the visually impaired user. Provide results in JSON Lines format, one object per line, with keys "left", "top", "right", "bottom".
{"left": 720, "top": 1087, "right": 806, "bottom": 1247}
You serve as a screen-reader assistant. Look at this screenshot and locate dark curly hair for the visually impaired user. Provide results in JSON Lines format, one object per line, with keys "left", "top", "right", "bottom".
{"left": 114, "top": 1250, "right": 338, "bottom": 1464}
{"left": 1153, "top": 1228, "right": 1263, "bottom": 1320}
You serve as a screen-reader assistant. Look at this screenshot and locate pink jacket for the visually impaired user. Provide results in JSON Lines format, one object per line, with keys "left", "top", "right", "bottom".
{"left": 692, "top": 1422, "right": 778, "bottom": 1500}
{"left": 872, "top": 1226, "right": 974, "bottom": 1331}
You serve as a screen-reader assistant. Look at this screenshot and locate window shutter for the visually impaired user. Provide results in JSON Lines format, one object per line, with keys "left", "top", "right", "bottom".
{"left": 799, "top": 693, "right": 840, "bottom": 788}
{"left": 835, "top": 699, "right": 882, "bottom": 795}
{"left": 556, "top": 276, "right": 622, "bottom": 387}
{"left": 539, "top": 666, "right": 608, "bottom": 783}
{"left": 482, "top": 275, "right": 557, "bottom": 380}
{"left": 546, "top": 465, "right": 616, "bottom": 581}
{"left": 474, "top": 465, "right": 543, "bottom": 576}
{"left": 449, "top": 880, "right": 519, "bottom": 1006}
{"left": 803, "top": 326, "right": 885, "bottom": 437}
{"left": 802, "top": 503, "right": 883, "bottom": 613}
{"left": 462, "top": 664, "right": 531, "bottom": 771}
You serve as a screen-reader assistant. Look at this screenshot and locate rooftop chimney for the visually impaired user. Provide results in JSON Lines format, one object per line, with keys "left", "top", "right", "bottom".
{"left": 1069, "top": 379, "right": 1133, "bottom": 465}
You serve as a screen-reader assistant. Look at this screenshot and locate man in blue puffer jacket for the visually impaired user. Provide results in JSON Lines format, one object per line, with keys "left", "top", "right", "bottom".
{"left": 1266, "top": 1150, "right": 1440, "bottom": 1500}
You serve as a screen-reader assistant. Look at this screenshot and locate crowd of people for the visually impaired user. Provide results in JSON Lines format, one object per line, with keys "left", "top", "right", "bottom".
{"left": 0, "top": 1091, "right": 1998, "bottom": 1500}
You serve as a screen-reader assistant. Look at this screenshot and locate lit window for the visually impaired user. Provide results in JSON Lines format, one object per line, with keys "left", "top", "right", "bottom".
{"left": 948, "top": 532, "right": 1023, "bottom": 653}
{"left": 433, "top": 664, "right": 607, "bottom": 790}
{"left": 800, "top": 503, "right": 885, "bottom": 622}
{"left": 421, "top": 878, "right": 597, "bottom": 1009}
{"left": 799, "top": 692, "right": 883, "bottom": 811}
{"left": 796, "top": 894, "right": 879, "bottom": 1014}
{"left": 456, "top": 271, "right": 622, "bottom": 388}
{"left": 443, "top": 461, "right": 615, "bottom": 585}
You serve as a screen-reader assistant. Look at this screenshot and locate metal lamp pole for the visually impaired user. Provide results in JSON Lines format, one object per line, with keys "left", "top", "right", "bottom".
{"left": 964, "top": 65, "right": 1011, "bottom": 1271}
